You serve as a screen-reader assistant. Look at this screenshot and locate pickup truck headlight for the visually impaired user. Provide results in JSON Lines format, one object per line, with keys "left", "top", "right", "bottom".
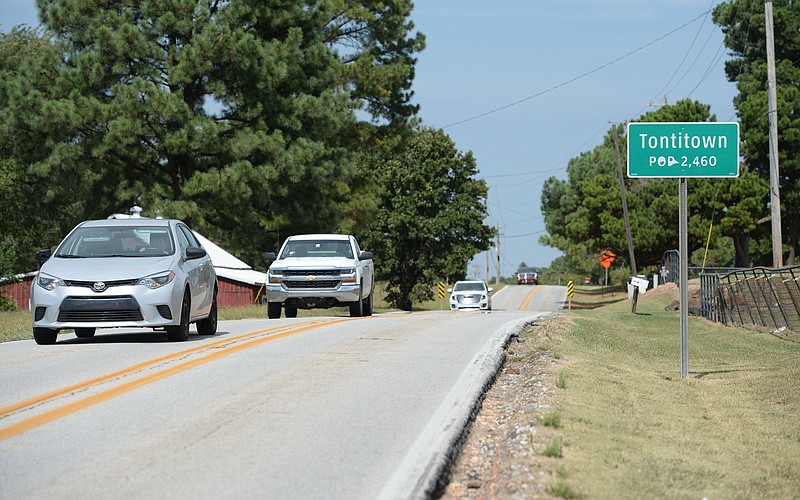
{"left": 340, "top": 268, "right": 357, "bottom": 284}
{"left": 268, "top": 268, "right": 285, "bottom": 284}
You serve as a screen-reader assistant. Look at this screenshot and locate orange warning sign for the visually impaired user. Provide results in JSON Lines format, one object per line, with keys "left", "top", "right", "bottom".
{"left": 598, "top": 250, "right": 616, "bottom": 269}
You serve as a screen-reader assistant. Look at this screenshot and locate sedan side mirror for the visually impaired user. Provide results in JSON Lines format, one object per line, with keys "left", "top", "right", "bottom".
{"left": 34, "top": 248, "right": 52, "bottom": 264}
{"left": 186, "top": 247, "right": 207, "bottom": 260}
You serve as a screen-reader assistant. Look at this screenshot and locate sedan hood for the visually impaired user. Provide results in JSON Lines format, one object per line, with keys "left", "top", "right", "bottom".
{"left": 41, "top": 255, "right": 177, "bottom": 281}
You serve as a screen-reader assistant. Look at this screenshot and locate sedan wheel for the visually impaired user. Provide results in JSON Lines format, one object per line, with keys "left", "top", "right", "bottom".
{"left": 74, "top": 327, "right": 96, "bottom": 338}
{"left": 33, "top": 327, "right": 58, "bottom": 345}
{"left": 167, "top": 291, "right": 190, "bottom": 341}
{"left": 196, "top": 292, "right": 217, "bottom": 335}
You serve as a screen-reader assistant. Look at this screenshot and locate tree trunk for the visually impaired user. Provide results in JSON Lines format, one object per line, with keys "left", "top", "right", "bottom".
{"left": 733, "top": 230, "right": 750, "bottom": 268}
{"left": 786, "top": 219, "right": 797, "bottom": 266}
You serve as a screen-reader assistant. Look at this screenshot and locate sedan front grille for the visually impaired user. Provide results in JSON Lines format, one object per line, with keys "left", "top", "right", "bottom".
{"left": 57, "top": 296, "right": 143, "bottom": 322}
{"left": 63, "top": 279, "right": 140, "bottom": 289}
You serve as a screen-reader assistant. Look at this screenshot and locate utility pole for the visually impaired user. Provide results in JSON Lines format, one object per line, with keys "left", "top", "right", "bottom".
{"left": 495, "top": 226, "right": 501, "bottom": 285}
{"left": 485, "top": 196, "right": 490, "bottom": 283}
{"left": 765, "top": 0, "right": 783, "bottom": 268}
{"left": 612, "top": 122, "right": 638, "bottom": 276}
{"left": 485, "top": 249, "right": 490, "bottom": 284}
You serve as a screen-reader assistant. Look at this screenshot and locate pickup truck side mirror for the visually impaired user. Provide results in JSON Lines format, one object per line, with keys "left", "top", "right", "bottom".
{"left": 265, "top": 251, "right": 278, "bottom": 261}
{"left": 358, "top": 251, "right": 374, "bottom": 261}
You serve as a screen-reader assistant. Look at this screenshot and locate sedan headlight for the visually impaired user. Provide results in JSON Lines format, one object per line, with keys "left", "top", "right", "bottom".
{"left": 136, "top": 271, "right": 175, "bottom": 289}
{"left": 36, "top": 273, "right": 64, "bottom": 291}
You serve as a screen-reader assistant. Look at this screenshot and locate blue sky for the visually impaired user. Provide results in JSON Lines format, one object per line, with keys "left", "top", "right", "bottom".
{"left": 2, "top": 1, "right": 738, "bottom": 279}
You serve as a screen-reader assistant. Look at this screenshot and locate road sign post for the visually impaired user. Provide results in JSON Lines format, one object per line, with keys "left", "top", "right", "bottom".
{"left": 567, "top": 280, "right": 574, "bottom": 310}
{"left": 627, "top": 122, "right": 740, "bottom": 379}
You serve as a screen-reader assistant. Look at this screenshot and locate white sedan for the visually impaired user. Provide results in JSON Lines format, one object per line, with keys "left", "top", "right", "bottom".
{"left": 448, "top": 280, "right": 493, "bottom": 311}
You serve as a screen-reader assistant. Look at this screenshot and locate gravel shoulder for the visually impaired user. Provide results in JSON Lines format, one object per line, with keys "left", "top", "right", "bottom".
{"left": 441, "top": 314, "right": 572, "bottom": 499}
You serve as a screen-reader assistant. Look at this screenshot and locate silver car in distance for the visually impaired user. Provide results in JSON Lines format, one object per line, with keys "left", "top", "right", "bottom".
{"left": 30, "top": 219, "right": 218, "bottom": 344}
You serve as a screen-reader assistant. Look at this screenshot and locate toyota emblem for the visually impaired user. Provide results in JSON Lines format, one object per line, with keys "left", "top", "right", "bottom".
{"left": 92, "top": 282, "right": 107, "bottom": 292}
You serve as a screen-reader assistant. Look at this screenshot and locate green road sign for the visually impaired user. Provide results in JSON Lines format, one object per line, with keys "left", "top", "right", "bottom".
{"left": 627, "top": 122, "right": 740, "bottom": 178}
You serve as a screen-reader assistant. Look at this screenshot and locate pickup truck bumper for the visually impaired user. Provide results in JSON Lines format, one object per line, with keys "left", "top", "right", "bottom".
{"left": 266, "top": 283, "right": 362, "bottom": 308}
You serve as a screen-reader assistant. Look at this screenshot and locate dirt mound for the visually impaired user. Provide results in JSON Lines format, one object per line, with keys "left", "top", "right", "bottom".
{"left": 640, "top": 282, "right": 679, "bottom": 300}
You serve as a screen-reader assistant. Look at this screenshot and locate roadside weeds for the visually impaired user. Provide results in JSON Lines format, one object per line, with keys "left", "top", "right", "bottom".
{"left": 441, "top": 288, "right": 800, "bottom": 499}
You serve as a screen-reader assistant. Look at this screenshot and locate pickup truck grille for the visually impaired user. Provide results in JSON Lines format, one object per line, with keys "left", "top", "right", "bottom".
{"left": 284, "top": 280, "right": 341, "bottom": 289}
{"left": 282, "top": 269, "right": 342, "bottom": 277}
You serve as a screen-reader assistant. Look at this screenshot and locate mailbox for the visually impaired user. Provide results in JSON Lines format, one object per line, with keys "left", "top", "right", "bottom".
{"left": 630, "top": 276, "right": 649, "bottom": 293}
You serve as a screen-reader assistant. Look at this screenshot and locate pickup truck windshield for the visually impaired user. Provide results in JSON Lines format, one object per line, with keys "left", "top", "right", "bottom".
{"left": 280, "top": 240, "right": 353, "bottom": 259}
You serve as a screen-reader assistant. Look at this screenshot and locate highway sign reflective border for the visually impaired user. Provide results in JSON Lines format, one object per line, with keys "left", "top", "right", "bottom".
{"left": 627, "top": 122, "right": 740, "bottom": 178}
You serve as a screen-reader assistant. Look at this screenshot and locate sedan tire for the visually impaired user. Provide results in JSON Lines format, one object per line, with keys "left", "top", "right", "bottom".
{"left": 33, "top": 327, "right": 58, "bottom": 345}
{"left": 74, "top": 327, "right": 96, "bottom": 338}
{"left": 166, "top": 291, "right": 190, "bottom": 341}
{"left": 196, "top": 293, "right": 217, "bottom": 336}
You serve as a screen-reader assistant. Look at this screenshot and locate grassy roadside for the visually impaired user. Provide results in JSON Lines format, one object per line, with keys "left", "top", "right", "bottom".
{"left": 539, "top": 290, "right": 800, "bottom": 498}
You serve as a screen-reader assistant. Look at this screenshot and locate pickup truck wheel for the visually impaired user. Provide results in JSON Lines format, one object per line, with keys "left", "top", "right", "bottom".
{"left": 362, "top": 292, "right": 373, "bottom": 317}
{"left": 267, "top": 302, "right": 282, "bottom": 319}
{"left": 285, "top": 306, "right": 298, "bottom": 318}
{"left": 349, "top": 288, "right": 364, "bottom": 317}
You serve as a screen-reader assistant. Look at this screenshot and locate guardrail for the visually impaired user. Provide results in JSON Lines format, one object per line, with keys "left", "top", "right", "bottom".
{"left": 714, "top": 266, "right": 800, "bottom": 332}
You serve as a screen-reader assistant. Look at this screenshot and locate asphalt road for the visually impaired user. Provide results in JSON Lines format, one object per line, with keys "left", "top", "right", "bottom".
{"left": 0, "top": 285, "right": 566, "bottom": 500}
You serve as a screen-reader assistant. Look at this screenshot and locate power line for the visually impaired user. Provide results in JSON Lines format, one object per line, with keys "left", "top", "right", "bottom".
{"left": 649, "top": 0, "right": 716, "bottom": 104}
{"left": 442, "top": 9, "right": 714, "bottom": 129}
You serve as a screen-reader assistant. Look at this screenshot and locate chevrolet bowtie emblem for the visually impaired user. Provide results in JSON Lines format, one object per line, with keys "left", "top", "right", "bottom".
{"left": 306, "top": 275, "right": 317, "bottom": 280}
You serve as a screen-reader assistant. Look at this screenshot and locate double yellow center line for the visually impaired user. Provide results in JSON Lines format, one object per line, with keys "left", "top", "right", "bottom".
{"left": 0, "top": 318, "right": 348, "bottom": 441}
{"left": 517, "top": 286, "right": 542, "bottom": 312}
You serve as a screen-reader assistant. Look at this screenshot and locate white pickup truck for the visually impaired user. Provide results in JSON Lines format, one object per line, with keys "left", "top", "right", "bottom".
{"left": 264, "top": 234, "right": 375, "bottom": 319}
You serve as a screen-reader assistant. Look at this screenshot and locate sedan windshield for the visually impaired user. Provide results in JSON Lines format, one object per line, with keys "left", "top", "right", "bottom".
{"left": 55, "top": 226, "right": 174, "bottom": 257}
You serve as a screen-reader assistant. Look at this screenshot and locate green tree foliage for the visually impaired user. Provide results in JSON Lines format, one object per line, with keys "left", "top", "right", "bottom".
{"left": 0, "top": 27, "right": 77, "bottom": 274}
{"left": 364, "top": 128, "right": 493, "bottom": 311}
{"left": 714, "top": 0, "right": 800, "bottom": 264}
{"left": 540, "top": 98, "right": 768, "bottom": 273}
{"left": 0, "top": 1, "right": 424, "bottom": 273}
